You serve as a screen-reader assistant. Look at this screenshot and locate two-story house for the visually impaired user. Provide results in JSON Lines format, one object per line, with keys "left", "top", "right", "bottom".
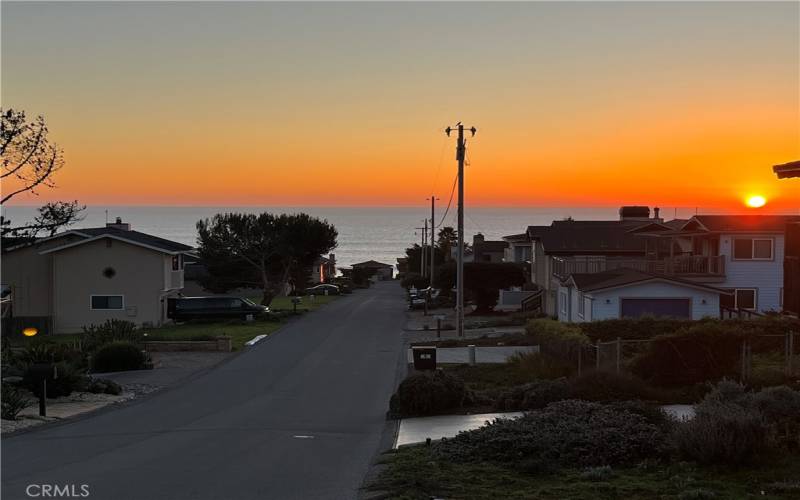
{"left": 1, "top": 218, "right": 194, "bottom": 334}
{"left": 636, "top": 215, "right": 800, "bottom": 314}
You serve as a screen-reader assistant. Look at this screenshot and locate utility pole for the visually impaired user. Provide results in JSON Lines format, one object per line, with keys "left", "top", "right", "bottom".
{"left": 445, "top": 122, "right": 476, "bottom": 338}
{"left": 416, "top": 225, "right": 426, "bottom": 276}
{"left": 428, "top": 196, "right": 439, "bottom": 287}
{"left": 422, "top": 218, "right": 428, "bottom": 278}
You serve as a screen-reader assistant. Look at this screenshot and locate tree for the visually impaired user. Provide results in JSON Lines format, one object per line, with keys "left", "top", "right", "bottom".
{"left": 0, "top": 109, "right": 84, "bottom": 241}
{"left": 403, "top": 243, "right": 446, "bottom": 277}
{"left": 196, "top": 212, "right": 337, "bottom": 306}
{"left": 435, "top": 262, "right": 527, "bottom": 313}
{"left": 437, "top": 226, "right": 457, "bottom": 262}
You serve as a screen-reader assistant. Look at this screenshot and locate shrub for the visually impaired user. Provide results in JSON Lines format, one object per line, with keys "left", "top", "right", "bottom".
{"left": 87, "top": 378, "right": 123, "bottom": 395}
{"left": 494, "top": 378, "right": 571, "bottom": 411}
{"left": 579, "top": 317, "right": 692, "bottom": 341}
{"left": 673, "top": 403, "right": 765, "bottom": 465}
{"left": 1, "top": 383, "right": 31, "bottom": 420}
{"left": 91, "top": 342, "right": 146, "bottom": 373}
{"left": 525, "top": 319, "right": 588, "bottom": 362}
{"left": 580, "top": 465, "right": 613, "bottom": 482}
{"left": 437, "top": 400, "right": 671, "bottom": 469}
{"left": 630, "top": 322, "right": 744, "bottom": 386}
{"left": 82, "top": 319, "right": 141, "bottom": 352}
{"left": 389, "top": 370, "right": 467, "bottom": 417}
{"left": 506, "top": 351, "right": 572, "bottom": 380}
{"left": 24, "top": 360, "right": 87, "bottom": 398}
{"left": 569, "top": 370, "right": 663, "bottom": 402}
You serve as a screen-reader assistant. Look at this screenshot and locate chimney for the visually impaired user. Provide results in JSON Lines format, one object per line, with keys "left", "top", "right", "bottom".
{"left": 619, "top": 206, "right": 650, "bottom": 221}
{"left": 106, "top": 216, "right": 131, "bottom": 231}
{"left": 473, "top": 233, "right": 485, "bottom": 246}
{"left": 653, "top": 207, "right": 662, "bottom": 222}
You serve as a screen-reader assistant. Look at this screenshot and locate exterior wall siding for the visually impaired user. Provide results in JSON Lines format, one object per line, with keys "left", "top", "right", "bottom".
{"left": 590, "top": 282, "right": 721, "bottom": 321}
{"left": 717, "top": 233, "right": 784, "bottom": 312}
{"left": 52, "top": 239, "right": 168, "bottom": 333}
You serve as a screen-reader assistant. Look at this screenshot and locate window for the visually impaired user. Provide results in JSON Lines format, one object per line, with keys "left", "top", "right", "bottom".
{"left": 90, "top": 295, "right": 124, "bottom": 310}
{"left": 733, "top": 238, "right": 773, "bottom": 260}
{"left": 734, "top": 289, "right": 757, "bottom": 310}
{"left": 172, "top": 254, "right": 182, "bottom": 271}
{"left": 577, "top": 292, "right": 585, "bottom": 317}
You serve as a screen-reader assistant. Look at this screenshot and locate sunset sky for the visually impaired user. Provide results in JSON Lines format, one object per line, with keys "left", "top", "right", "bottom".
{"left": 2, "top": 1, "right": 799, "bottom": 209}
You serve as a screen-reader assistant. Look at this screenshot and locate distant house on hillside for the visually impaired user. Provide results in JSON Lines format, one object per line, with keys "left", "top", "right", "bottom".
{"left": 1, "top": 218, "right": 194, "bottom": 334}
{"left": 558, "top": 269, "right": 731, "bottom": 322}
{"left": 310, "top": 254, "right": 336, "bottom": 284}
{"left": 351, "top": 260, "right": 394, "bottom": 281}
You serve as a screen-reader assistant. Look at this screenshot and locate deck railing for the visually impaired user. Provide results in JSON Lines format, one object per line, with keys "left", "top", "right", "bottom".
{"left": 552, "top": 255, "right": 725, "bottom": 279}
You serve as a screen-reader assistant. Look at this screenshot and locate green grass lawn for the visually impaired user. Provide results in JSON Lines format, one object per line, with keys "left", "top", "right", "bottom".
{"left": 141, "top": 320, "right": 283, "bottom": 350}
{"left": 239, "top": 292, "right": 340, "bottom": 312}
{"left": 372, "top": 446, "right": 800, "bottom": 500}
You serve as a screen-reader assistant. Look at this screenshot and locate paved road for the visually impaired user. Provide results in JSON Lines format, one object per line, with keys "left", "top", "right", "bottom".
{"left": 2, "top": 282, "right": 406, "bottom": 500}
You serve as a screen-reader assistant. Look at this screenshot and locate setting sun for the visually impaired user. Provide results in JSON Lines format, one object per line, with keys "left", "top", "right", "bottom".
{"left": 746, "top": 195, "right": 767, "bottom": 208}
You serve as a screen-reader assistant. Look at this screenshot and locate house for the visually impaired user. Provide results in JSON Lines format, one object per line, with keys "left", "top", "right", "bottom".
{"left": 502, "top": 233, "right": 532, "bottom": 265}
{"left": 525, "top": 206, "right": 670, "bottom": 315}
{"left": 471, "top": 233, "right": 508, "bottom": 263}
{"left": 351, "top": 260, "right": 394, "bottom": 280}
{"left": 310, "top": 254, "right": 336, "bottom": 284}
{"left": 1, "top": 218, "right": 193, "bottom": 334}
{"left": 636, "top": 215, "right": 800, "bottom": 314}
{"left": 785, "top": 222, "right": 800, "bottom": 316}
{"left": 558, "top": 268, "right": 730, "bottom": 322}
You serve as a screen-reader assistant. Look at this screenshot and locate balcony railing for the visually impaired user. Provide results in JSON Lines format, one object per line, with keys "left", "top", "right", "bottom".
{"left": 552, "top": 255, "right": 725, "bottom": 279}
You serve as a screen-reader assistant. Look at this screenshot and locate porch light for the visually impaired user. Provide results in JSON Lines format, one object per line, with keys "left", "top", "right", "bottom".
{"left": 22, "top": 327, "right": 38, "bottom": 337}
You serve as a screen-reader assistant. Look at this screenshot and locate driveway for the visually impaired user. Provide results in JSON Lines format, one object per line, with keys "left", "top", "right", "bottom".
{"left": 1, "top": 282, "right": 406, "bottom": 500}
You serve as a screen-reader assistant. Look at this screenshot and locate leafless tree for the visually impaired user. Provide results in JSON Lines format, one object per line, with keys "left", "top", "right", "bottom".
{"left": 1, "top": 109, "right": 83, "bottom": 241}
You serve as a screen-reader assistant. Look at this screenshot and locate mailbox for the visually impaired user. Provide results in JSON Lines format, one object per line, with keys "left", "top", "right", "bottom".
{"left": 28, "top": 363, "right": 58, "bottom": 381}
{"left": 412, "top": 346, "right": 437, "bottom": 370}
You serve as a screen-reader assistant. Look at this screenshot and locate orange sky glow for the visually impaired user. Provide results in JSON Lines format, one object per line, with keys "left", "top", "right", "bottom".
{"left": 2, "top": 2, "right": 799, "bottom": 210}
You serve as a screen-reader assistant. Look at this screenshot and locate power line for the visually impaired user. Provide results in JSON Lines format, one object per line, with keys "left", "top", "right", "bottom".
{"left": 435, "top": 172, "right": 458, "bottom": 228}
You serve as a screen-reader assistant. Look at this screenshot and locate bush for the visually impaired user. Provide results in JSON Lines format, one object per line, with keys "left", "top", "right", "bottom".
{"left": 494, "top": 378, "right": 570, "bottom": 411}
{"left": 525, "top": 319, "right": 588, "bottom": 362}
{"left": 1, "top": 383, "right": 31, "bottom": 420}
{"left": 630, "top": 322, "right": 744, "bottom": 386}
{"left": 389, "top": 370, "right": 467, "bottom": 417}
{"left": 506, "top": 351, "right": 572, "bottom": 379}
{"left": 673, "top": 402, "right": 765, "bottom": 465}
{"left": 82, "top": 319, "right": 141, "bottom": 352}
{"left": 400, "top": 272, "right": 427, "bottom": 290}
{"left": 580, "top": 465, "right": 613, "bottom": 482}
{"left": 91, "top": 342, "right": 146, "bottom": 373}
{"left": 569, "top": 370, "right": 664, "bottom": 402}
{"left": 437, "top": 400, "right": 671, "bottom": 469}
{"left": 23, "top": 360, "right": 87, "bottom": 399}
{"left": 87, "top": 378, "right": 123, "bottom": 395}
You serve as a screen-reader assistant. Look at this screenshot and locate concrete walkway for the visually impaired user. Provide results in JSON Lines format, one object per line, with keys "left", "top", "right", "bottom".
{"left": 407, "top": 345, "right": 538, "bottom": 364}
{"left": 395, "top": 404, "right": 697, "bottom": 447}
{"left": 395, "top": 412, "right": 523, "bottom": 447}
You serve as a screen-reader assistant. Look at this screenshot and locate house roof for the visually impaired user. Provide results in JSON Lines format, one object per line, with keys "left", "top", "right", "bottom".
{"left": 774, "top": 160, "right": 800, "bottom": 179}
{"left": 352, "top": 260, "right": 393, "bottom": 268}
{"left": 502, "top": 233, "right": 529, "bottom": 243}
{"left": 683, "top": 215, "right": 800, "bottom": 233}
{"left": 474, "top": 240, "right": 508, "bottom": 252}
{"left": 528, "top": 220, "right": 649, "bottom": 255}
{"left": 568, "top": 268, "right": 731, "bottom": 294}
{"left": 36, "top": 227, "right": 193, "bottom": 255}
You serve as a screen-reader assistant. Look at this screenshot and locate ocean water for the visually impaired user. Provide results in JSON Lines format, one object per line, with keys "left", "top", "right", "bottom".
{"left": 0, "top": 205, "right": 766, "bottom": 268}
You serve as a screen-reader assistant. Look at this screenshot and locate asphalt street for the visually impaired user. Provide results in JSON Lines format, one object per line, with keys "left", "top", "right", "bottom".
{"left": 2, "top": 281, "right": 406, "bottom": 500}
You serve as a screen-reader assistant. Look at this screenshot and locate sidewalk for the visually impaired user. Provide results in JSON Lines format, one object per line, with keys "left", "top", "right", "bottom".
{"left": 406, "top": 345, "right": 538, "bottom": 364}
{"left": 2, "top": 351, "right": 232, "bottom": 435}
{"left": 395, "top": 405, "right": 697, "bottom": 447}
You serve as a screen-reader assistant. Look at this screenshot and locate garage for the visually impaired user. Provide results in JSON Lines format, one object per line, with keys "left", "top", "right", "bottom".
{"left": 620, "top": 298, "right": 691, "bottom": 319}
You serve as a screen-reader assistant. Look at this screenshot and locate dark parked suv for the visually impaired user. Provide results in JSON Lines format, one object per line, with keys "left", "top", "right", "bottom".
{"left": 167, "top": 296, "right": 269, "bottom": 321}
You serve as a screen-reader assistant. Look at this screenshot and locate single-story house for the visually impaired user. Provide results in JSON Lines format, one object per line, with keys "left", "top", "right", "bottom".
{"left": 1, "top": 218, "right": 194, "bottom": 334}
{"left": 351, "top": 260, "right": 394, "bottom": 281}
{"left": 557, "top": 268, "right": 731, "bottom": 322}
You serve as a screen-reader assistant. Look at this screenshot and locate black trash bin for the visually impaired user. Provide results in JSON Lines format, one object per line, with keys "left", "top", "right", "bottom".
{"left": 412, "top": 346, "right": 437, "bottom": 370}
